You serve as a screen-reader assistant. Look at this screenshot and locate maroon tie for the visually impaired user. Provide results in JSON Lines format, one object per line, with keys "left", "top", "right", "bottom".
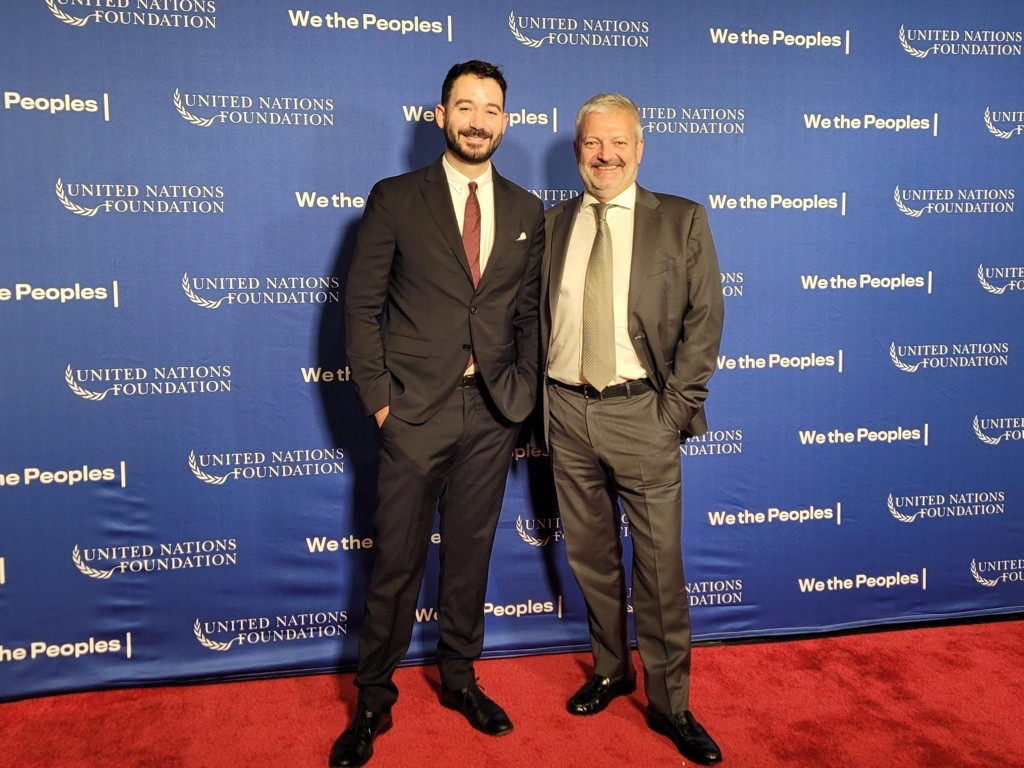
{"left": 463, "top": 181, "right": 481, "bottom": 287}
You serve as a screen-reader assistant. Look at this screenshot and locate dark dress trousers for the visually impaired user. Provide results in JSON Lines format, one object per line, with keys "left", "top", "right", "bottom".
{"left": 541, "top": 185, "right": 724, "bottom": 716}
{"left": 344, "top": 156, "right": 544, "bottom": 710}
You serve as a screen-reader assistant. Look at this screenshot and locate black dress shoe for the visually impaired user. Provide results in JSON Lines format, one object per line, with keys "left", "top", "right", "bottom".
{"left": 566, "top": 673, "right": 637, "bottom": 715}
{"left": 440, "top": 683, "right": 513, "bottom": 736}
{"left": 646, "top": 708, "right": 722, "bottom": 765}
{"left": 328, "top": 703, "right": 393, "bottom": 767}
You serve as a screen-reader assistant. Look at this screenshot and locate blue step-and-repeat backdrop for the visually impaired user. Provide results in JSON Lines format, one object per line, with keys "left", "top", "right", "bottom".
{"left": 2, "top": 1, "right": 1023, "bottom": 700}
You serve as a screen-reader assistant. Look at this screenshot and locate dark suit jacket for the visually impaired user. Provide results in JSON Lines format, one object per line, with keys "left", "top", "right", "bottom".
{"left": 345, "top": 156, "right": 545, "bottom": 425}
{"left": 541, "top": 184, "right": 724, "bottom": 439}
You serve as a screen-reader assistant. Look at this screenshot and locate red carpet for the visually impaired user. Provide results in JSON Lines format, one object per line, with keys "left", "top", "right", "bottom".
{"left": 4, "top": 619, "right": 1022, "bottom": 768}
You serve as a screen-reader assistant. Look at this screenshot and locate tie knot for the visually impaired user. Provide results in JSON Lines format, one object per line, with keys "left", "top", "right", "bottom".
{"left": 468, "top": 181, "right": 478, "bottom": 195}
{"left": 592, "top": 202, "right": 608, "bottom": 222}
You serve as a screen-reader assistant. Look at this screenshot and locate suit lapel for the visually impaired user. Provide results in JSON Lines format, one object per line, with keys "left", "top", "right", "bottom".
{"left": 546, "top": 195, "right": 582, "bottom": 321}
{"left": 491, "top": 170, "right": 516, "bottom": 263}
{"left": 628, "top": 185, "right": 661, "bottom": 315}
{"left": 422, "top": 157, "right": 473, "bottom": 282}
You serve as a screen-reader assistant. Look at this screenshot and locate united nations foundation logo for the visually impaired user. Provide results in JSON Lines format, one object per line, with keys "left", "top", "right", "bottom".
{"left": 189, "top": 448, "right": 345, "bottom": 483}
{"left": 47, "top": 0, "right": 216, "bottom": 29}
{"left": 887, "top": 491, "right": 1005, "bottom": 523}
{"left": 641, "top": 106, "right": 745, "bottom": 136}
{"left": 898, "top": 25, "right": 1022, "bottom": 57}
{"left": 72, "top": 539, "right": 237, "bottom": 579}
{"left": 182, "top": 273, "right": 341, "bottom": 308}
{"left": 56, "top": 178, "right": 225, "bottom": 216}
{"left": 508, "top": 10, "right": 650, "bottom": 48}
{"left": 528, "top": 189, "right": 579, "bottom": 208}
{"left": 720, "top": 272, "right": 744, "bottom": 298}
{"left": 978, "top": 264, "right": 1024, "bottom": 294}
{"left": 687, "top": 578, "right": 743, "bottom": 607}
{"left": 680, "top": 429, "right": 743, "bottom": 457}
{"left": 973, "top": 416, "right": 1024, "bottom": 445}
{"left": 173, "top": 89, "right": 334, "bottom": 127}
{"left": 194, "top": 610, "right": 348, "bottom": 651}
{"left": 515, "top": 515, "right": 562, "bottom": 546}
{"left": 889, "top": 342, "right": 1009, "bottom": 372}
{"left": 970, "top": 558, "right": 1024, "bottom": 587}
{"left": 66, "top": 364, "right": 231, "bottom": 399}
{"left": 984, "top": 108, "right": 1024, "bottom": 139}
{"left": 893, "top": 185, "right": 1015, "bottom": 216}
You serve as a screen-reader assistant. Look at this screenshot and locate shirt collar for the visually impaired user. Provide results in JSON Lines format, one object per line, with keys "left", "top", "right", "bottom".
{"left": 580, "top": 183, "right": 636, "bottom": 212}
{"left": 442, "top": 155, "right": 493, "bottom": 192}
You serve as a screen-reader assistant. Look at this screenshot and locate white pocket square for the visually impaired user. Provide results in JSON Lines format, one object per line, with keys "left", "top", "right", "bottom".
{"left": 516, "top": 231, "right": 527, "bottom": 241}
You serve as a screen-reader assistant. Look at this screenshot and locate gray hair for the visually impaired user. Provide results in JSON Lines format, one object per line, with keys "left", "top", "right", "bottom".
{"left": 574, "top": 93, "right": 643, "bottom": 143}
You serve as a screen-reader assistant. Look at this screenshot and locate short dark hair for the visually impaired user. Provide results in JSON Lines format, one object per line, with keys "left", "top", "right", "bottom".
{"left": 441, "top": 60, "right": 507, "bottom": 108}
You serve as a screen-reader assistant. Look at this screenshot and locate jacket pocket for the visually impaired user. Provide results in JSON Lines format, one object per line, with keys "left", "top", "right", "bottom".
{"left": 384, "top": 333, "right": 432, "bottom": 358}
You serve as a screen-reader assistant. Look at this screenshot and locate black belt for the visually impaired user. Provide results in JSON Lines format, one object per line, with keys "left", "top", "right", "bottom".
{"left": 549, "top": 378, "right": 654, "bottom": 400}
{"left": 459, "top": 373, "right": 482, "bottom": 388}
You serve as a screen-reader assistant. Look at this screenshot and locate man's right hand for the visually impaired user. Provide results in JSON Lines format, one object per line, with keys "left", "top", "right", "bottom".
{"left": 374, "top": 406, "right": 390, "bottom": 428}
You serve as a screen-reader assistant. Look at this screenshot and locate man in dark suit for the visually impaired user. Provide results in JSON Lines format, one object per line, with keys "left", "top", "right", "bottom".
{"left": 541, "top": 93, "right": 725, "bottom": 765}
{"left": 331, "top": 60, "right": 544, "bottom": 768}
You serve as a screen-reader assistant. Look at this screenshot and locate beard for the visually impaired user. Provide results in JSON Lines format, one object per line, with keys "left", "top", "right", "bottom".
{"left": 444, "top": 123, "right": 502, "bottom": 165}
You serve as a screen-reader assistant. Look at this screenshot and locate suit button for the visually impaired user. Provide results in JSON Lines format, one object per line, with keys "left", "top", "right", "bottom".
{"left": 470, "top": 306, "right": 478, "bottom": 314}
{"left": 463, "top": 344, "right": 471, "bottom": 351}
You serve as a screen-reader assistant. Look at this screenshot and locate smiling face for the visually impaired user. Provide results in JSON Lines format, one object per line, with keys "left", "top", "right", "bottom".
{"left": 435, "top": 74, "right": 508, "bottom": 176}
{"left": 574, "top": 108, "right": 644, "bottom": 202}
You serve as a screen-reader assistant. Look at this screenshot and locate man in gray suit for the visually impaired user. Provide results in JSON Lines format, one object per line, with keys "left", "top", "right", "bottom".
{"left": 333, "top": 60, "right": 544, "bottom": 767}
{"left": 542, "top": 93, "right": 724, "bottom": 765}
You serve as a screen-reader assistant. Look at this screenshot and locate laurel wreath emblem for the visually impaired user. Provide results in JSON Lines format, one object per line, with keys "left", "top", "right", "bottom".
{"left": 189, "top": 451, "right": 229, "bottom": 485}
{"left": 72, "top": 545, "right": 117, "bottom": 579}
{"left": 47, "top": 0, "right": 89, "bottom": 26}
{"left": 173, "top": 89, "right": 215, "bottom": 128}
{"left": 55, "top": 178, "right": 100, "bottom": 217}
{"left": 972, "top": 416, "right": 1003, "bottom": 446}
{"left": 193, "top": 619, "right": 240, "bottom": 651}
{"left": 888, "top": 342, "right": 920, "bottom": 373}
{"left": 181, "top": 273, "right": 225, "bottom": 308}
{"left": 515, "top": 515, "right": 558, "bottom": 547}
{"left": 983, "top": 108, "right": 1014, "bottom": 140}
{"left": 508, "top": 11, "right": 543, "bottom": 47}
{"left": 898, "top": 26, "right": 928, "bottom": 58}
{"left": 65, "top": 364, "right": 113, "bottom": 400}
{"left": 970, "top": 559, "right": 999, "bottom": 587}
{"left": 887, "top": 494, "right": 918, "bottom": 523}
{"left": 976, "top": 264, "right": 1009, "bottom": 295}
{"left": 892, "top": 186, "right": 924, "bottom": 218}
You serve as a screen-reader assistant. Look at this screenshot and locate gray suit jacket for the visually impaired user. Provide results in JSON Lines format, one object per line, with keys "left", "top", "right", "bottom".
{"left": 541, "top": 184, "right": 724, "bottom": 440}
{"left": 345, "top": 156, "right": 545, "bottom": 425}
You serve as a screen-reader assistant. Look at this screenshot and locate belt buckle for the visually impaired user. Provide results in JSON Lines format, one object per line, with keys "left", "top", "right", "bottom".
{"left": 581, "top": 384, "right": 600, "bottom": 400}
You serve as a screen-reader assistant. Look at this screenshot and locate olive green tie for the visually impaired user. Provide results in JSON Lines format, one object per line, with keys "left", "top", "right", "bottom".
{"left": 581, "top": 203, "right": 615, "bottom": 389}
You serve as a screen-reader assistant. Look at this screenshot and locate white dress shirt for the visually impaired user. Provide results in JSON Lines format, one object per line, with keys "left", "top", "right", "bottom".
{"left": 548, "top": 183, "right": 648, "bottom": 386}
{"left": 443, "top": 156, "right": 495, "bottom": 375}
{"left": 442, "top": 156, "right": 496, "bottom": 276}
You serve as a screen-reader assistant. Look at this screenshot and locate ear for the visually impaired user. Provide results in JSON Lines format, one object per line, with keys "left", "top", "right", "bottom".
{"left": 636, "top": 138, "right": 644, "bottom": 165}
{"left": 434, "top": 103, "right": 446, "bottom": 130}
